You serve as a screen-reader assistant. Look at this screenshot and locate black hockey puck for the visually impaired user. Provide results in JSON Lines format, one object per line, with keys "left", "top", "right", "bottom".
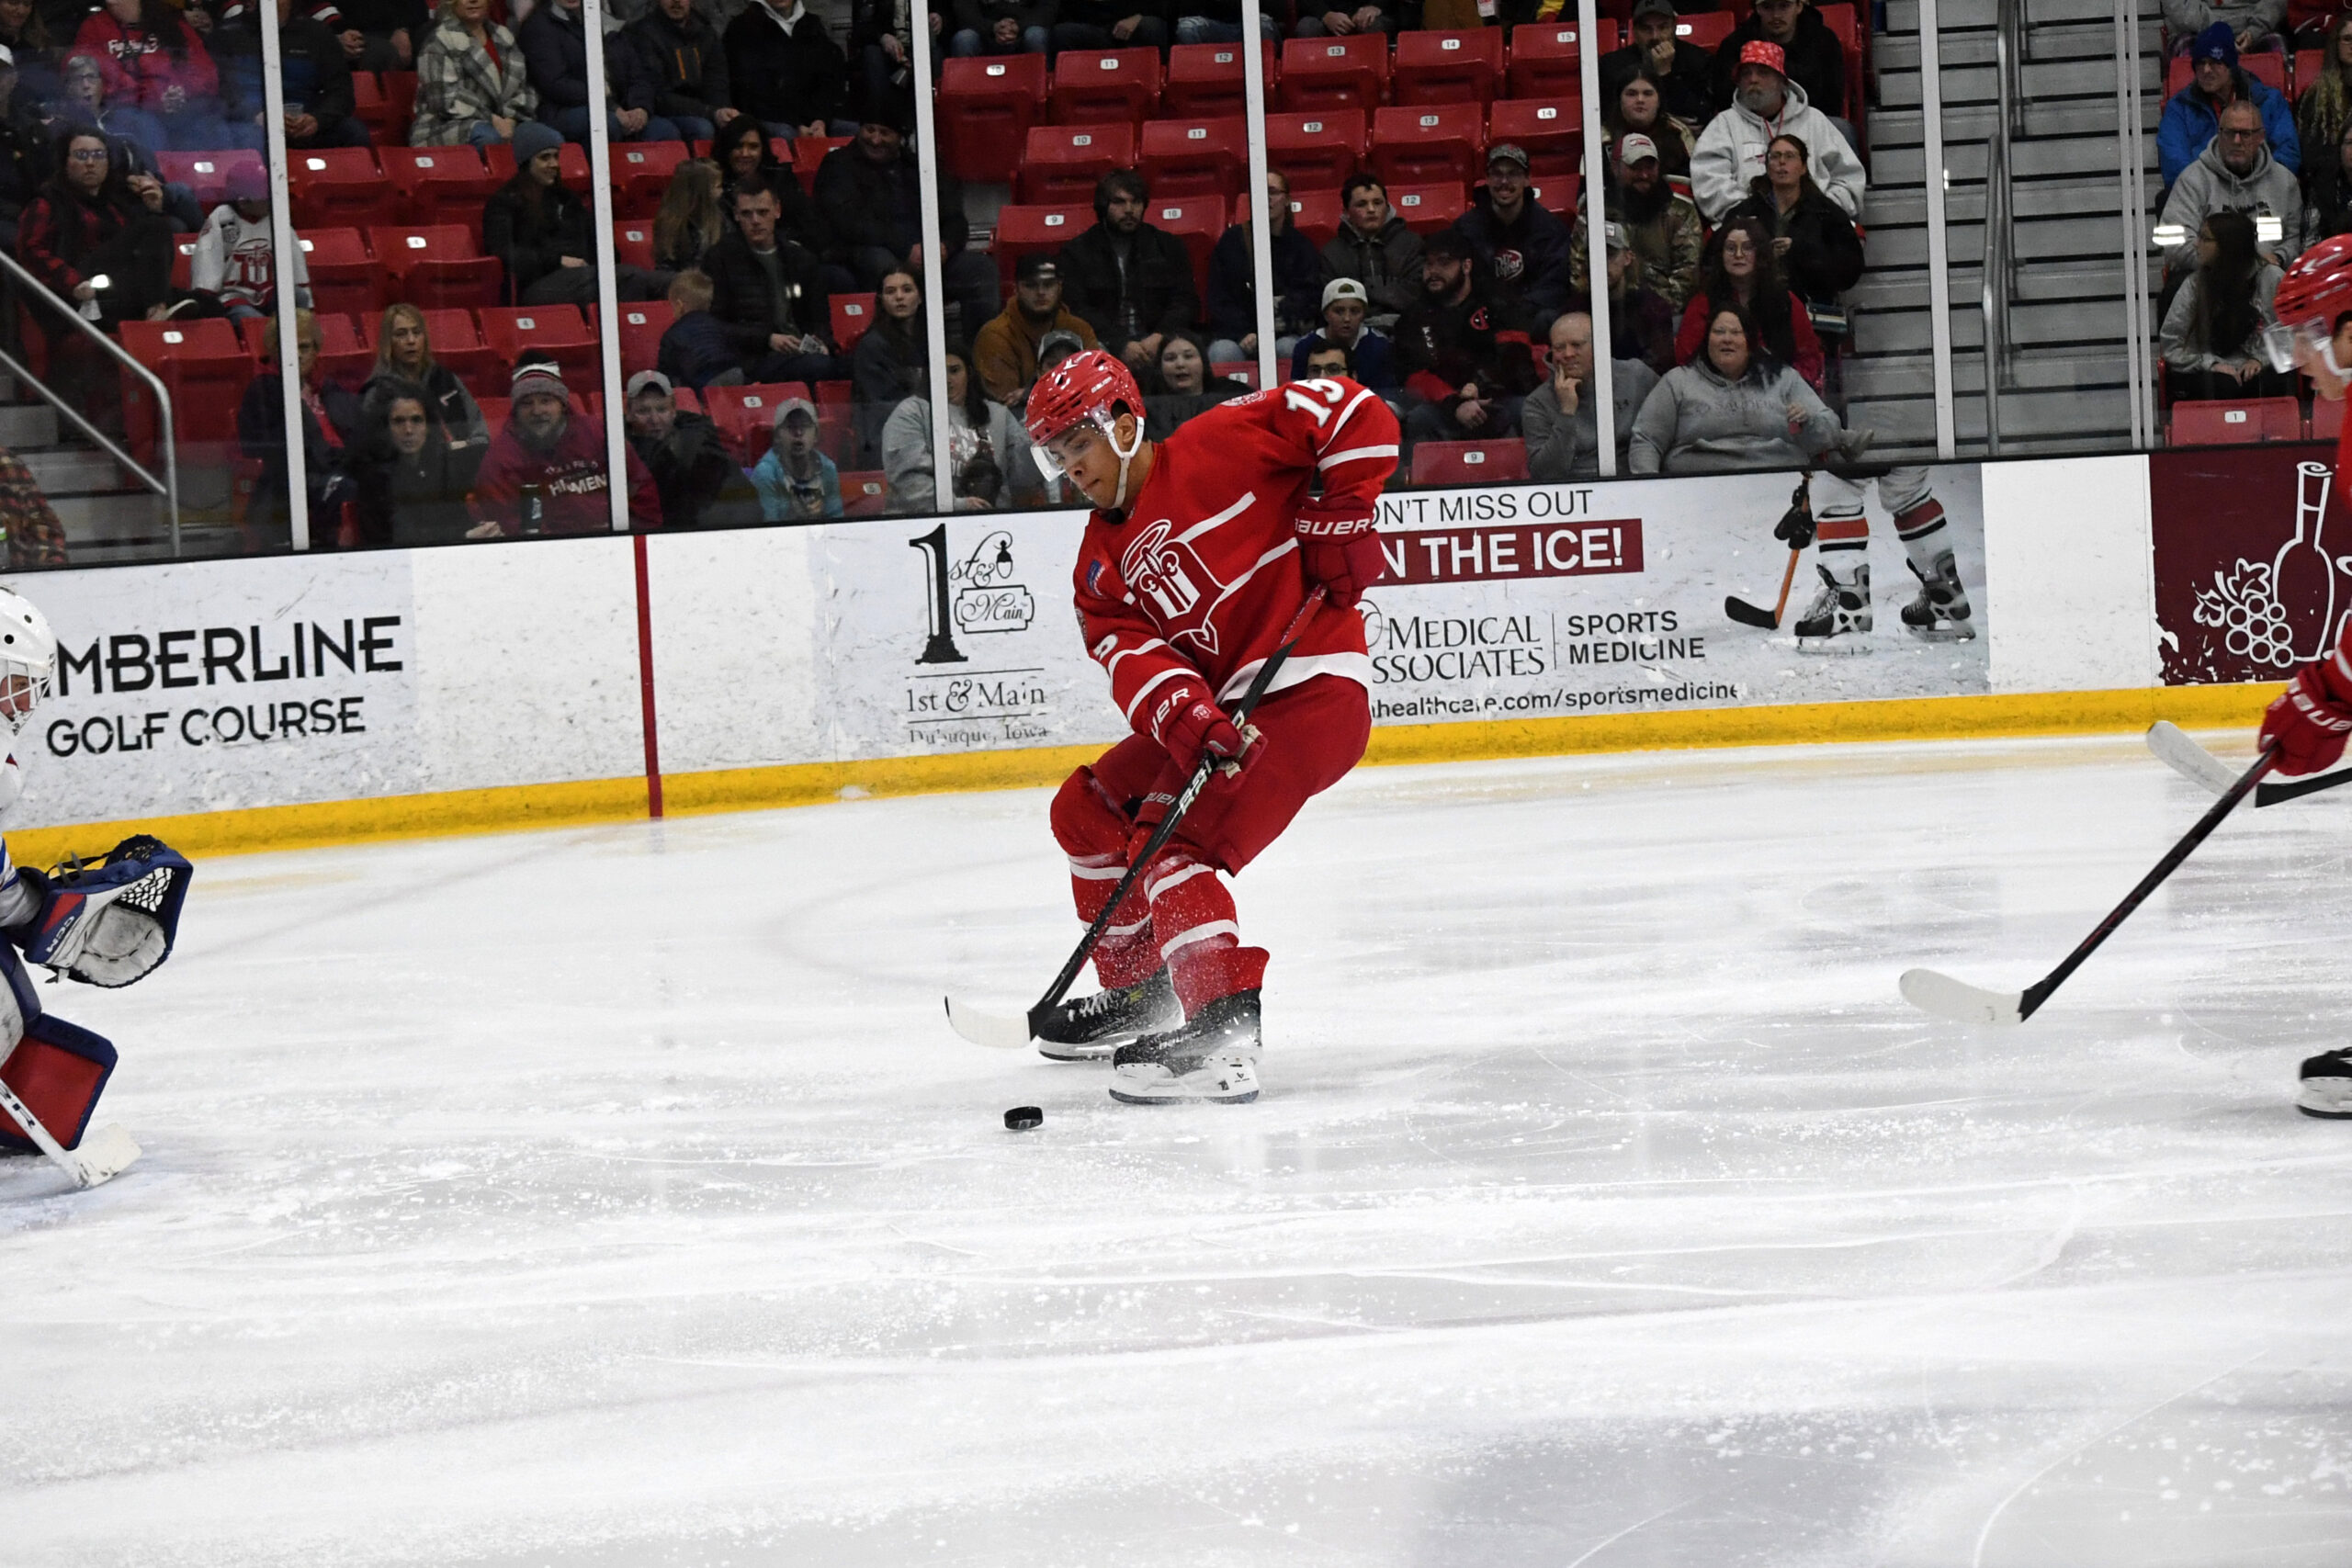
{"left": 1003, "top": 1105, "right": 1044, "bottom": 1132}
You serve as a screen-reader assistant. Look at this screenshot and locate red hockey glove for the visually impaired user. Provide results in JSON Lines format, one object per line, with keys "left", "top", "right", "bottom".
{"left": 1148, "top": 678, "right": 1261, "bottom": 777}
{"left": 2260, "top": 660, "right": 2352, "bottom": 777}
{"left": 1295, "top": 498, "right": 1386, "bottom": 609}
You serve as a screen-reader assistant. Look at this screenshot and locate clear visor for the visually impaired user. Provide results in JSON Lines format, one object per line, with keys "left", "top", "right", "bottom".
{"left": 2262, "top": 315, "right": 2331, "bottom": 374}
{"left": 1031, "top": 415, "right": 1110, "bottom": 483}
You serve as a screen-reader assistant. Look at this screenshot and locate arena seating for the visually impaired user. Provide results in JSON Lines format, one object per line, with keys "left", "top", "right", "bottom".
{"left": 298, "top": 229, "right": 380, "bottom": 316}
{"left": 287, "top": 148, "right": 388, "bottom": 229}
{"left": 938, "top": 55, "right": 1049, "bottom": 183}
{"left": 2167, "top": 397, "right": 2302, "bottom": 446}
{"left": 1410, "top": 439, "right": 1532, "bottom": 485}
{"left": 379, "top": 145, "right": 502, "bottom": 234}
{"left": 1266, "top": 109, "right": 1367, "bottom": 191}
{"left": 613, "top": 303, "right": 673, "bottom": 380}
{"left": 1162, "top": 41, "right": 1274, "bottom": 117}
{"left": 369, "top": 225, "right": 503, "bottom": 310}
{"left": 831, "top": 294, "right": 877, "bottom": 353}
{"left": 480, "top": 306, "right": 601, "bottom": 385}
{"left": 703, "top": 382, "right": 813, "bottom": 465}
{"left": 1392, "top": 29, "right": 1505, "bottom": 107}
{"left": 1020, "top": 123, "right": 1137, "bottom": 204}
{"left": 1279, "top": 34, "right": 1389, "bottom": 113}
{"left": 1371, "top": 104, "right": 1486, "bottom": 187}
{"left": 990, "top": 203, "right": 1092, "bottom": 295}
{"left": 1051, "top": 49, "right": 1163, "bottom": 128}
{"left": 1137, "top": 116, "right": 1250, "bottom": 198}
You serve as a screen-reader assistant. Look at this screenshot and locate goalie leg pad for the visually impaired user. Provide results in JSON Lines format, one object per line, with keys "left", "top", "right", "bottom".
{"left": 0, "top": 1014, "right": 115, "bottom": 1154}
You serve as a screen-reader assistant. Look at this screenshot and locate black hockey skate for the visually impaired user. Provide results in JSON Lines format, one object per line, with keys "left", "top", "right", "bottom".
{"left": 2298, "top": 1048, "right": 2352, "bottom": 1119}
{"left": 1901, "top": 550, "right": 1977, "bottom": 643}
{"left": 1109, "top": 989, "right": 1262, "bottom": 1104}
{"left": 1794, "top": 562, "right": 1871, "bottom": 654}
{"left": 1032, "top": 966, "right": 1182, "bottom": 1062}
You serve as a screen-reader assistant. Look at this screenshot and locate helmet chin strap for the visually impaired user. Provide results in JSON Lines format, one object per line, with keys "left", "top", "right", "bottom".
{"left": 1104, "top": 412, "right": 1146, "bottom": 518}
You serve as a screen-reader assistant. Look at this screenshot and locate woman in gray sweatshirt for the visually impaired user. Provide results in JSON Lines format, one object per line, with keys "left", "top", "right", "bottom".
{"left": 1628, "top": 302, "right": 1848, "bottom": 475}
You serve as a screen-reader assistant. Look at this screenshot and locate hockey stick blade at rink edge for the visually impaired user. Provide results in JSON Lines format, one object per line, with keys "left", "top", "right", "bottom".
{"left": 1724, "top": 548, "right": 1801, "bottom": 630}
{"left": 2149, "top": 720, "right": 2352, "bottom": 807}
{"left": 0, "top": 1075, "right": 139, "bottom": 1189}
{"left": 1901, "top": 743, "right": 2278, "bottom": 1026}
{"left": 946, "top": 591, "right": 1329, "bottom": 1049}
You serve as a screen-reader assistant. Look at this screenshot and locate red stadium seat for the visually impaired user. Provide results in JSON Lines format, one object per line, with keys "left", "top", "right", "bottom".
{"left": 313, "top": 311, "right": 372, "bottom": 384}
{"left": 612, "top": 302, "right": 673, "bottom": 379}
{"left": 1278, "top": 33, "right": 1387, "bottom": 113}
{"left": 614, "top": 222, "right": 655, "bottom": 272}
{"left": 2165, "top": 53, "right": 2190, "bottom": 98}
{"left": 156, "top": 150, "right": 264, "bottom": 210}
{"left": 840, "top": 469, "right": 888, "bottom": 514}
{"left": 170, "top": 235, "right": 195, "bottom": 291}
{"left": 814, "top": 378, "right": 855, "bottom": 460}
{"left": 1387, "top": 181, "right": 1467, "bottom": 233}
{"left": 1019, "top": 121, "right": 1136, "bottom": 204}
{"left": 379, "top": 145, "right": 501, "bottom": 234}
{"left": 1281, "top": 186, "right": 1343, "bottom": 246}
{"left": 2312, "top": 392, "right": 2344, "bottom": 440}
{"left": 119, "top": 318, "right": 247, "bottom": 455}
{"left": 990, "top": 202, "right": 1091, "bottom": 295}
{"left": 1393, "top": 28, "right": 1505, "bottom": 107}
{"left": 2296, "top": 48, "right": 2322, "bottom": 97}
{"left": 1137, "top": 115, "right": 1248, "bottom": 198}
{"left": 1488, "top": 97, "right": 1583, "bottom": 176}
{"left": 479, "top": 304, "right": 599, "bottom": 383}
{"left": 1146, "top": 196, "right": 1227, "bottom": 284}
{"left": 612, "top": 141, "right": 687, "bottom": 216}
{"left": 2244, "top": 49, "right": 2288, "bottom": 93}
{"left": 1162, "top": 40, "right": 1274, "bottom": 118}
{"left": 1507, "top": 21, "right": 1618, "bottom": 100}
{"left": 793, "top": 135, "right": 849, "bottom": 185}
{"left": 1211, "top": 359, "right": 1256, "bottom": 387}
{"left": 831, "top": 292, "right": 877, "bottom": 352}
{"left": 1050, "top": 48, "right": 1161, "bottom": 126}
{"left": 370, "top": 224, "right": 503, "bottom": 309}
{"left": 1677, "top": 12, "right": 1735, "bottom": 49}
{"left": 1410, "top": 438, "right": 1530, "bottom": 485}
{"left": 1526, "top": 171, "right": 1578, "bottom": 216}
{"left": 297, "top": 228, "right": 380, "bottom": 316}
{"left": 478, "top": 394, "right": 511, "bottom": 433}
{"left": 938, "top": 54, "right": 1048, "bottom": 183}
{"left": 2168, "top": 396, "right": 2301, "bottom": 446}
{"left": 702, "top": 381, "right": 809, "bottom": 465}
{"left": 1266, "top": 109, "right": 1366, "bottom": 192}
{"left": 376, "top": 70, "right": 418, "bottom": 143}
{"left": 394, "top": 307, "right": 503, "bottom": 390}
{"left": 353, "top": 70, "right": 391, "bottom": 137}
{"left": 1371, "top": 104, "right": 1487, "bottom": 189}
{"left": 1814, "top": 2, "right": 1866, "bottom": 127}
{"left": 287, "top": 146, "right": 388, "bottom": 228}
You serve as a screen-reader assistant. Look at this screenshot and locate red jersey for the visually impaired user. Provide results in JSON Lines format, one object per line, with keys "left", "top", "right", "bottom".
{"left": 1072, "top": 377, "right": 1400, "bottom": 734}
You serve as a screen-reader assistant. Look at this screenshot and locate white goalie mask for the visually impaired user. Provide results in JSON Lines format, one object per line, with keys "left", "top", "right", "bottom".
{"left": 0, "top": 586, "right": 57, "bottom": 739}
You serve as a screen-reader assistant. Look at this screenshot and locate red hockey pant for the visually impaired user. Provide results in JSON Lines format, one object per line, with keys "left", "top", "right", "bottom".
{"left": 1050, "top": 675, "right": 1371, "bottom": 1014}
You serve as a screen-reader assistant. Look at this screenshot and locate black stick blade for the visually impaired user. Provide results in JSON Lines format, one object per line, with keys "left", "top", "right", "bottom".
{"left": 1724, "top": 595, "right": 1780, "bottom": 629}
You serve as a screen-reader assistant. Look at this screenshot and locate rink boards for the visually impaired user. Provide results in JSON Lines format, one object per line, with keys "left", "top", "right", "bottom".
{"left": 0, "top": 449, "right": 2300, "bottom": 858}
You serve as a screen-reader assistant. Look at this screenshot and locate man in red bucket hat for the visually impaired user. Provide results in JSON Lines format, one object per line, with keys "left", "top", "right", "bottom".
{"left": 1691, "top": 38, "right": 1866, "bottom": 223}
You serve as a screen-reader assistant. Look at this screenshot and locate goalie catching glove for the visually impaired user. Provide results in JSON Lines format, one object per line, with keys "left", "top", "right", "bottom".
{"left": 11, "top": 834, "right": 192, "bottom": 987}
{"left": 1294, "top": 498, "right": 1385, "bottom": 609}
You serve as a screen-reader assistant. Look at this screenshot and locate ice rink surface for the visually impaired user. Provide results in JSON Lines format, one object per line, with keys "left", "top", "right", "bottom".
{"left": 6, "top": 733, "right": 2352, "bottom": 1567}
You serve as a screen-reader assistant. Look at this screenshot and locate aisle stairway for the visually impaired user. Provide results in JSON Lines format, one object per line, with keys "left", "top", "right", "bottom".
{"left": 0, "top": 374, "right": 232, "bottom": 566}
{"left": 1846, "top": 0, "right": 2160, "bottom": 457}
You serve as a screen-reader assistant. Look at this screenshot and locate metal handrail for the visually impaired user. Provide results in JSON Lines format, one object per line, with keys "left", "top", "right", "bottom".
{"left": 0, "top": 247, "right": 178, "bottom": 555}
{"left": 1980, "top": 0, "right": 2025, "bottom": 454}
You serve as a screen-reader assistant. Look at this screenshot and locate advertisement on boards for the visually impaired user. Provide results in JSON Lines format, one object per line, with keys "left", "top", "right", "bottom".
{"left": 2150, "top": 444, "right": 2349, "bottom": 684}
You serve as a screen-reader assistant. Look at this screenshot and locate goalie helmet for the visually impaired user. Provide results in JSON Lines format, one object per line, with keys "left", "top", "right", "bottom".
{"left": 1024, "top": 348, "right": 1148, "bottom": 511}
{"left": 0, "top": 586, "right": 55, "bottom": 736}
{"left": 2264, "top": 235, "right": 2352, "bottom": 371}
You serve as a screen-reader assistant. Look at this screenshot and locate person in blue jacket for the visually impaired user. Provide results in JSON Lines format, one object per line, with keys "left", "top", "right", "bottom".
{"left": 2159, "top": 22, "right": 2299, "bottom": 187}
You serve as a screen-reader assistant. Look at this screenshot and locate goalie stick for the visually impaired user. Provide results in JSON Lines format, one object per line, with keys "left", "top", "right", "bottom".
{"left": 1900, "top": 742, "right": 2277, "bottom": 1025}
{"left": 945, "top": 591, "right": 1327, "bottom": 1050}
{"left": 0, "top": 1075, "right": 138, "bottom": 1189}
{"left": 2148, "top": 719, "right": 2352, "bottom": 807}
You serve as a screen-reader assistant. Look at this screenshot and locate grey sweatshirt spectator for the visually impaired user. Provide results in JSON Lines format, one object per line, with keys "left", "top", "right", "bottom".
{"left": 1629, "top": 302, "right": 1846, "bottom": 474}
{"left": 2159, "top": 100, "right": 2304, "bottom": 275}
{"left": 1521, "top": 312, "right": 1657, "bottom": 481}
{"left": 1691, "top": 41, "right": 1863, "bottom": 222}
{"left": 2163, "top": 0, "right": 2286, "bottom": 52}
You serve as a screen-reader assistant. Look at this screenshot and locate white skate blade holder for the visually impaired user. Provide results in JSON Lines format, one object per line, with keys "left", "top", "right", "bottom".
{"left": 1795, "top": 637, "right": 1871, "bottom": 658}
{"left": 0, "top": 1076, "right": 140, "bottom": 1189}
{"left": 944, "top": 995, "right": 1034, "bottom": 1049}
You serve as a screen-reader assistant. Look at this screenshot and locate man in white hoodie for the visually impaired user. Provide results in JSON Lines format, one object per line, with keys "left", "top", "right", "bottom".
{"left": 1690, "top": 39, "right": 1866, "bottom": 224}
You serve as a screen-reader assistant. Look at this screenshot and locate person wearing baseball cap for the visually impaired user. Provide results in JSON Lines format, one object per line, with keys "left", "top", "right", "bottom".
{"left": 1600, "top": 0, "right": 1715, "bottom": 126}
{"left": 974, "top": 250, "right": 1099, "bottom": 411}
{"left": 2155, "top": 20, "right": 2300, "bottom": 188}
{"left": 1709, "top": 0, "right": 1849, "bottom": 123}
{"left": 189, "top": 157, "right": 309, "bottom": 321}
{"left": 1453, "top": 141, "right": 1574, "bottom": 326}
{"left": 1393, "top": 227, "right": 1542, "bottom": 443}
{"left": 625, "top": 369, "right": 760, "bottom": 530}
{"left": 470, "top": 361, "right": 662, "bottom": 536}
{"left": 1288, "top": 276, "right": 1397, "bottom": 390}
{"left": 1569, "top": 131, "right": 1702, "bottom": 310}
{"left": 752, "top": 394, "right": 843, "bottom": 521}
{"left": 1690, "top": 35, "right": 1865, "bottom": 222}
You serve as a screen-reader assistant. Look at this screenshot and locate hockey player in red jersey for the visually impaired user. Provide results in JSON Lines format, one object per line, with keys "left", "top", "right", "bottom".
{"left": 1022, "top": 349, "right": 1400, "bottom": 1104}
{"left": 2249, "top": 234, "right": 2352, "bottom": 1116}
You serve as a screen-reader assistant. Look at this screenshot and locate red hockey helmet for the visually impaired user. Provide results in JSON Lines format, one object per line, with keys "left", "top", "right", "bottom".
{"left": 1024, "top": 348, "right": 1148, "bottom": 508}
{"left": 2265, "top": 235, "right": 2352, "bottom": 371}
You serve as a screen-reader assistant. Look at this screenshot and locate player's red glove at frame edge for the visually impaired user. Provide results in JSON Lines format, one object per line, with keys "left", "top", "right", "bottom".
{"left": 1149, "top": 679, "right": 1260, "bottom": 777}
{"left": 1295, "top": 498, "right": 1386, "bottom": 609}
{"left": 2260, "top": 659, "right": 2352, "bottom": 777}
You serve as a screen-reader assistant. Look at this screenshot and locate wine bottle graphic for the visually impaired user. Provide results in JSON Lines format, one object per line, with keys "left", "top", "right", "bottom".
{"left": 2274, "top": 460, "right": 2340, "bottom": 661}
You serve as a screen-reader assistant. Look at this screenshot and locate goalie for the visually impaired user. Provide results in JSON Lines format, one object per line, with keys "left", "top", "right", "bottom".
{"left": 0, "top": 587, "right": 190, "bottom": 1183}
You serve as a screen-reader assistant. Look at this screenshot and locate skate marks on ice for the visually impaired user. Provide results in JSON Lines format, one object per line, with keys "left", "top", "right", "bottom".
{"left": 5, "top": 740, "right": 2352, "bottom": 1564}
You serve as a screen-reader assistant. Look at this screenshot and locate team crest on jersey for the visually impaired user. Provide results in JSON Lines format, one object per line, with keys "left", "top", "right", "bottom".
{"left": 1121, "top": 518, "right": 1227, "bottom": 655}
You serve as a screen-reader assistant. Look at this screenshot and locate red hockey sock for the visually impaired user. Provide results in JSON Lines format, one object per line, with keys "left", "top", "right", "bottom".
{"left": 1054, "top": 764, "right": 1162, "bottom": 987}
{"left": 1144, "top": 850, "right": 1268, "bottom": 1013}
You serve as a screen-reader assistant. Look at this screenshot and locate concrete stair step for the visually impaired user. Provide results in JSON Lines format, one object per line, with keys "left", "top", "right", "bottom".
{"left": 1869, "top": 100, "right": 2154, "bottom": 149}
{"left": 20, "top": 448, "right": 141, "bottom": 495}
{"left": 0, "top": 403, "right": 58, "bottom": 447}
{"left": 1849, "top": 258, "right": 2130, "bottom": 308}
{"left": 1843, "top": 347, "right": 2133, "bottom": 398}
{"left": 1879, "top": 57, "right": 2154, "bottom": 108}
{"left": 1849, "top": 298, "right": 2130, "bottom": 352}
{"left": 1889, "top": 0, "right": 2148, "bottom": 31}
{"left": 51, "top": 491, "right": 165, "bottom": 546}
{"left": 1866, "top": 215, "right": 2148, "bottom": 265}
{"left": 1862, "top": 173, "right": 2131, "bottom": 229}
{"left": 1871, "top": 135, "right": 2154, "bottom": 187}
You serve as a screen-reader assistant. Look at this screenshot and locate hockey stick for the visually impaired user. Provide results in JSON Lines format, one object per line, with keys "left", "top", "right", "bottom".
{"left": 1724, "top": 476, "right": 1812, "bottom": 630}
{"left": 1900, "top": 742, "right": 2277, "bottom": 1025}
{"left": 946, "top": 591, "right": 1329, "bottom": 1049}
{"left": 2148, "top": 719, "right": 2352, "bottom": 807}
{"left": 0, "top": 1075, "right": 139, "bottom": 1189}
